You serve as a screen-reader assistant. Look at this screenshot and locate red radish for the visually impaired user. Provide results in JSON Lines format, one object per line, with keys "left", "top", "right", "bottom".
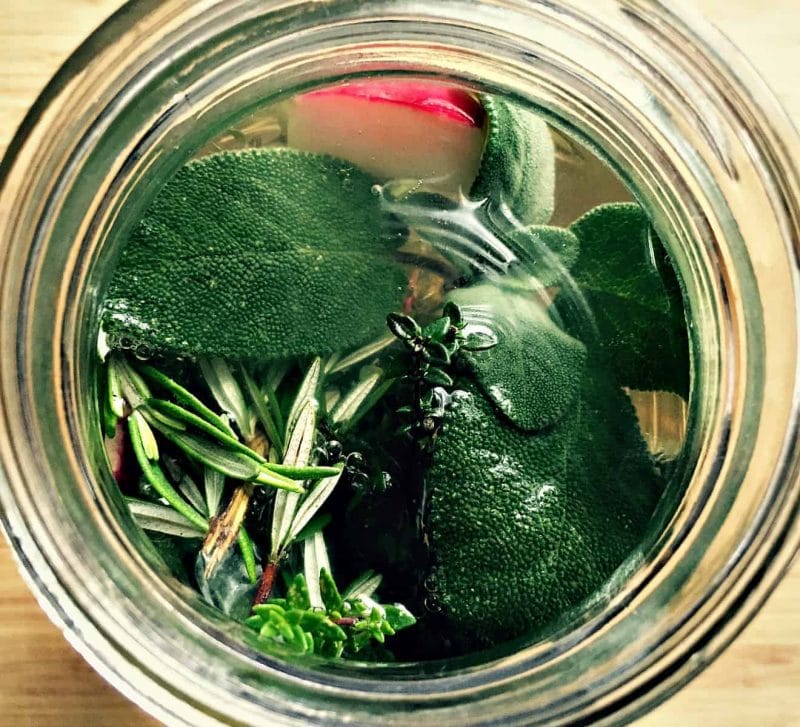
{"left": 286, "top": 80, "right": 486, "bottom": 197}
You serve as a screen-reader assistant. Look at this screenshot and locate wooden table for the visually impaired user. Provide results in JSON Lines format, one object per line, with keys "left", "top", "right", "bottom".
{"left": 0, "top": 1, "right": 797, "bottom": 724}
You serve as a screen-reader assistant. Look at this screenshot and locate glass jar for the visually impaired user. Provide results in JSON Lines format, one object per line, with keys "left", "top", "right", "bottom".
{"left": 1, "top": 0, "right": 798, "bottom": 723}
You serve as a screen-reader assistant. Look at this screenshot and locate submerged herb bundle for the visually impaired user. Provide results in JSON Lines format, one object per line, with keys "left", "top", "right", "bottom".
{"left": 97, "top": 88, "right": 688, "bottom": 661}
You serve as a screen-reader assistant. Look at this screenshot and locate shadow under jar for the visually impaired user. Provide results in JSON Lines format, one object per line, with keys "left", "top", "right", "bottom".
{"left": 0, "top": 1, "right": 799, "bottom": 725}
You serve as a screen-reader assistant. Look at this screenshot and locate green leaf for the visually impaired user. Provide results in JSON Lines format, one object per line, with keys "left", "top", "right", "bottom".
{"left": 319, "top": 568, "right": 344, "bottom": 613}
{"left": 343, "top": 571, "right": 382, "bottom": 600}
{"left": 203, "top": 466, "right": 225, "bottom": 517}
{"left": 470, "top": 96, "right": 556, "bottom": 228}
{"left": 147, "top": 398, "right": 265, "bottom": 463}
{"left": 271, "top": 399, "right": 316, "bottom": 558}
{"left": 326, "top": 335, "right": 396, "bottom": 375}
{"left": 442, "top": 301, "right": 464, "bottom": 327}
{"left": 127, "top": 413, "right": 208, "bottom": 530}
{"left": 449, "top": 284, "right": 586, "bottom": 431}
{"left": 292, "top": 513, "right": 332, "bottom": 543}
{"left": 157, "top": 428, "right": 262, "bottom": 481}
{"left": 330, "top": 369, "right": 383, "bottom": 427}
{"left": 286, "top": 573, "right": 311, "bottom": 610}
{"left": 198, "top": 358, "right": 254, "bottom": 440}
{"left": 265, "top": 463, "right": 341, "bottom": 480}
{"left": 423, "top": 367, "right": 453, "bottom": 388}
{"left": 102, "top": 149, "right": 407, "bottom": 361}
{"left": 386, "top": 313, "right": 421, "bottom": 341}
{"left": 427, "top": 371, "right": 663, "bottom": 646}
{"left": 238, "top": 526, "right": 259, "bottom": 584}
{"left": 383, "top": 604, "right": 416, "bottom": 632}
{"left": 240, "top": 366, "right": 284, "bottom": 454}
{"left": 562, "top": 203, "right": 689, "bottom": 396}
{"left": 422, "top": 316, "right": 451, "bottom": 343}
{"left": 132, "top": 409, "right": 159, "bottom": 461}
{"left": 304, "top": 530, "right": 332, "bottom": 610}
{"left": 110, "top": 354, "right": 151, "bottom": 410}
{"left": 288, "top": 471, "right": 343, "bottom": 544}
{"left": 137, "top": 363, "right": 234, "bottom": 436}
{"left": 126, "top": 498, "right": 207, "bottom": 538}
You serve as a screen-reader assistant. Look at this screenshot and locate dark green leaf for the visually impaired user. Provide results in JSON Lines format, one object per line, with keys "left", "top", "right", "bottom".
{"left": 423, "top": 341, "right": 451, "bottom": 366}
{"left": 560, "top": 203, "right": 689, "bottom": 397}
{"left": 157, "top": 428, "right": 262, "bottom": 481}
{"left": 442, "top": 302, "right": 464, "bottom": 327}
{"left": 386, "top": 313, "right": 421, "bottom": 341}
{"left": 470, "top": 96, "right": 555, "bottom": 228}
{"left": 137, "top": 363, "right": 234, "bottom": 436}
{"left": 103, "top": 149, "right": 407, "bottom": 360}
{"left": 422, "top": 316, "right": 451, "bottom": 343}
{"left": 449, "top": 284, "right": 586, "bottom": 431}
{"left": 427, "top": 371, "right": 663, "bottom": 646}
{"left": 423, "top": 367, "right": 453, "bottom": 388}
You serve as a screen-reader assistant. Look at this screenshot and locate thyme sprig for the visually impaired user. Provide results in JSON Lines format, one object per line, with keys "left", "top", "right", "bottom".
{"left": 246, "top": 531, "right": 415, "bottom": 657}
{"left": 387, "top": 302, "right": 498, "bottom": 451}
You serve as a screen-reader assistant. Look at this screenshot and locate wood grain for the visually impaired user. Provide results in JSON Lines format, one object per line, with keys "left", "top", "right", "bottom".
{"left": 0, "top": 1, "right": 797, "bottom": 724}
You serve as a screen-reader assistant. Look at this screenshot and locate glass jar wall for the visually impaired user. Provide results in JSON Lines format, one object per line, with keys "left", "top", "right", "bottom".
{"left": 0, "top": 1, "right": 798, "bottom": 724}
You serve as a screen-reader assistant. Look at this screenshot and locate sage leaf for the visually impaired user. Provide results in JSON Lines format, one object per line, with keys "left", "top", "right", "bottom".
{"left": 427, "top": 372, "right": 663, "bottom": 646}
{"left": 470, "top": 96, "right": 556, "bottom": 228}
{"left": 102, "top": 149, "right": 407, "bottom": 361}
{"left": 449, "top": 284, "right": 586, "bottom": 431}
{"left": 561, "top": 203, "right": 689, "bottom": 397}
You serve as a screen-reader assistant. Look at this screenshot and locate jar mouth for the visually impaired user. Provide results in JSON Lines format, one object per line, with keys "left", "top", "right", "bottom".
{"left": 1, "top": 1, "right": 799, "bottom": 724}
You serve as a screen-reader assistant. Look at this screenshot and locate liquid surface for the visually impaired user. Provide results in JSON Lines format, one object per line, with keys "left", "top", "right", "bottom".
{"left": 99, "top": 80, "right": 689, "bottom": 662}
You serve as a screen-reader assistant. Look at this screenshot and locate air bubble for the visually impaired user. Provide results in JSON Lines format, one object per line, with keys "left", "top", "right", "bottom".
{"left": 424, "top": 595, "right": 443, "bottom": 614}
{"left": 134, "top": 344, "right": 153, "bottom": 361}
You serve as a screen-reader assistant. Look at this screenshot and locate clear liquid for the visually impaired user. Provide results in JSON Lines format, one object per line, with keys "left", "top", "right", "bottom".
{"left": 101, "top": 80, "right": 689, "bottom": 661}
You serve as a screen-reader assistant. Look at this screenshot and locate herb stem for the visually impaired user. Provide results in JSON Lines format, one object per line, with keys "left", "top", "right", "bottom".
{"left": 253, "top": 560, "right": 279, "bottom": 605}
